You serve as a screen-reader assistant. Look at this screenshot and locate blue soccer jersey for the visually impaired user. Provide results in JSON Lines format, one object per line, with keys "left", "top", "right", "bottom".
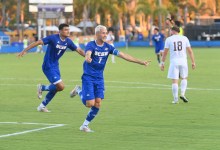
{"left": 42, "top": 34, "right": 77, "bottom": 69}
{"left": 83, "top": 41, "right": 119, "bottom": 79}
{"left": 152, "top": 33, "right": 165, "bottom": 53}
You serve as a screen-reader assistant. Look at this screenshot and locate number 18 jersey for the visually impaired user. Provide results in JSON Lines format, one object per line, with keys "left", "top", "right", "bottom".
{"left": 164, "top": 35, "right": 190, "bottom": 65}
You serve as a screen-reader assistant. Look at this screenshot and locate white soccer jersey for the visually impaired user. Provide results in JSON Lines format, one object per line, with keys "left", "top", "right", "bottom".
{"left": 106, "top": 34, "right": 115, "bottom": 46}
{"left": 164, "top": 35, "right": 191, "bottom": 65}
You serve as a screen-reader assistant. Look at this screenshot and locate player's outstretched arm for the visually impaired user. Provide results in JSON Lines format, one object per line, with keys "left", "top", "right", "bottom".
{"left": 118, "top": 51, "right": 151, "bottom": 66}
{"left": 76, "top": 47, "right": 85, "bottom": 57}
{"left": 17, "top": 40, "right": 43, "bottom": 57}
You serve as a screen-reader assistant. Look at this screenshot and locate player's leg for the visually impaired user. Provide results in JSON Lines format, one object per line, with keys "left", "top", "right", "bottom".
{"left": 168, "top": 64, "right": 179, "bottom": 103}
{"left": 80, "top": 98, "right": 101, "bottom": 132}
{"left": 80, "top": 80, "right": 104, "bottom": 132}
{"left": 171, "top": 79, "right": 179, "bottom": 104}
{"left": 155, "top": 48, "right": 161, "bottom": 64}
{"left": 37, "top": 69, "right": 62, "bottom": 112}
{"left": 180, "top": 64, "right": 189, "bottom": 102}
{"left": 111, "top": 55, "right": 115, "bottom": 63}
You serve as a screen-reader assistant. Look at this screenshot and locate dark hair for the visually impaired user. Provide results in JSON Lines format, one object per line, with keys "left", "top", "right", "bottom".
{"left": 174, "top": 21, "right": 181, "bottom": 27}
{"left": 59, "top": 23, "right": 69, "bottom": 30}
{"left": 108, "top": 27, "right": 114, "bottom": 32}
{"left": 154, "top": 28, "right": 159, "bottom": 31}
{"left": 171, "top": 26, "right": 180, "bottom": 33}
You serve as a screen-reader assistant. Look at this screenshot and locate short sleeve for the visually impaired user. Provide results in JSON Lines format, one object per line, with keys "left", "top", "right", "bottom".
{"left": 108, "top": 44, "right": 119, "bottom": 56}
{"left": 85, "top": 41, "right": 94, "bottom": 53}
{"left": 42, "top": 35, "right": 53, "bottom": 45}
{"left": 68, "top": 39, "right": 77, "bottom": 51}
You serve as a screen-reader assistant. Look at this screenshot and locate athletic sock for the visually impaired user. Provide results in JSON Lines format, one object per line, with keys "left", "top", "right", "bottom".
{"left": 82, "top": 120, "right": 90, "bottom": 127}
{"left": 42, "top": 84, "right": 57, "bottom": 92}
{"left": 83, "top": 106, "right": 100, "bottom": 126}
{"left": 39, "top": 103, "right": 45, "bottom": 108}
{"left": 172, "top": 83, "right": 178, "bottom": 101}
{"left": 180, "top": 79, "right": 187, "bottom": 96}
{"left": 42, "top": 91, "right": 57, "bottom": 106}
{"left": 157, "top": 55, "right": 160, "bottom": 63}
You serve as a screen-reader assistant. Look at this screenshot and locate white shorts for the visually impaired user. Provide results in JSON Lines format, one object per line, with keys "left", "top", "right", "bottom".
{"left": 167, "top": 63, "right": 188, "bottom": 79}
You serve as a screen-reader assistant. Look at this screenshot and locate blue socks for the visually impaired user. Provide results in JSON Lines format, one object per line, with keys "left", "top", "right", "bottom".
{"left": 42, "top": 84, "right": 57, "bottom": 91}
{"left": 41, "top": 84, "right": 57, "bottom": 106}
{"left": 86, "top": 106, "right": 99, "bottom": 122}
{"left": 42, "top": 91, "right": 57, "bottom": 106}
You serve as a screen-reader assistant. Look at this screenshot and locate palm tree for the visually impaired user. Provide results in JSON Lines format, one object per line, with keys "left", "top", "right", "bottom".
{"left": 134, "top": 0, "right": 151, "bottom": 32}
{"left": 111, "top": 0, "right": 129, "bottom": 34}
{"left": 153, "top": 0, "right": 168, "bottom": 30}
{"left": 188, "top": 0, "right": 211, "bottom": 25}
{"left": 0, "top": 0, "right": 7, "bottom": 28}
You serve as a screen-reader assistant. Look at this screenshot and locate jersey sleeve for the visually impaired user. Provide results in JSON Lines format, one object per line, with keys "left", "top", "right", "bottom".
{"left": 68, "top": 39, "right": 77, "bottom": 51}
{"left": 85, "top": 41, "right": 94, "bottom": 53}
{"left": 151, "top": 35, "right": 154, "bottom": 41}
{"left": 108, "top": 44, "right": 119, "bottom": 56}
{"left": 42, "top": 35, "right": 53, "bottom": 45}
{"left": 161, "top": 33, "right": 165, "bottom": 40}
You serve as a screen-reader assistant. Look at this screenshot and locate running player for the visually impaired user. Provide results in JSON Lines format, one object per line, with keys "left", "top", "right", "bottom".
{"left": 17, "top": 23, "right": 85, "bottom": 112}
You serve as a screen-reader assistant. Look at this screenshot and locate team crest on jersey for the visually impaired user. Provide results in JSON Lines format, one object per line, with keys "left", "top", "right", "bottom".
{"left": 105, "top": 48, "right": 108, "bottom": 51}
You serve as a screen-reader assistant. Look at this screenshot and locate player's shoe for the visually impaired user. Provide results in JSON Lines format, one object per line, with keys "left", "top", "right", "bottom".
{"left": 37, "top": 84, "right": 43, "bottom": 99}
{"left": 172, "top": 100, "right": 179, "bottom": 104}
{"left": 37, "top": 106, "right": 50, "bottom": 112}
{"left": 70, "top": 85, "right": 81, "bottom": 98}
{"left": 180, "top": 96, "right": 189, "bottom": 103}
{"left": 79, "top": 125, "right": 94, "bottom": 133}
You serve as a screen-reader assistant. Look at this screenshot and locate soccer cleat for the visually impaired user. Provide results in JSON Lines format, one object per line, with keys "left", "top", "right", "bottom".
{"left": 79, "top": 125, "right": 94, "bottom": 133}
{"left": 37, "top": 84, "right": 43, "bottom": 99}
{"left": 172, "top": 100, "right": 179, "bottom": 104}
{"left": 37, "top": 106, "right": 51, "bottom": 112}
{"left": 70, "top": 85, "right": 81, "bottom": 98}
{"left": 180, "top": 96, "right": 189, "bottom": 103}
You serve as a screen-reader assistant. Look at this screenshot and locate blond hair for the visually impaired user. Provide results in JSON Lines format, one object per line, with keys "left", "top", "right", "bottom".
{"left": 95, "top": 25, "right": 107, "bottom": 34}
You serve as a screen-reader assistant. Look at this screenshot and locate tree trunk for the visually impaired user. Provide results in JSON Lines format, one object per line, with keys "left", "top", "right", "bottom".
{"left": 1, "top": 0, "right": 6, "bottom": 28}
{"left": 16, "top": 0, "right": 21, "bottom": 37}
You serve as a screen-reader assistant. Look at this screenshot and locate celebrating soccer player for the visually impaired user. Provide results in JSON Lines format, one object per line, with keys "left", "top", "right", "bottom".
{"left": 17, "top": 23, "right": 85, "bottom": 112}
{"left": 70, "top": 25, "right": 151, "bottom": 132}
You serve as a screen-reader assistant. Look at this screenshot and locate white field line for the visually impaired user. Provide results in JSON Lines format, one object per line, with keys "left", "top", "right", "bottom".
{"left": 0, "top": 78, "right": 219, "bottom": 91}
{"left": 0, "top": 122, "right": 65, "bottom": 138}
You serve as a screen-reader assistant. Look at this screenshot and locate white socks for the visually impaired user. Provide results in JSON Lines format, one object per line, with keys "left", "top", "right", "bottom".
{"left": 180, "top": 79, "right": 187, "bottom": 97}
{"left": 82, "top": 120, "right": 90, "bottom": 126}
{"left": 172, "top": 83, "right": 178, "bottom": 101}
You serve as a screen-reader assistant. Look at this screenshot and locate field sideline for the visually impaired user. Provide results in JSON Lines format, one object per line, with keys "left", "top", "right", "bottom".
{"left": 0, "top": 47, "right": 220, "bottom": 150}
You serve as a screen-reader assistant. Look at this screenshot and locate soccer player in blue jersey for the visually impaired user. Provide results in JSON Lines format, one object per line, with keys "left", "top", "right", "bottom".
{"left": 152, "top": 27, "right": 165, "bottom": 64}
{"left": 17, "top": 23, "right": 85, "bottom": 112}
{"left": 70, "top": 25, "right": 151, "bottom": 132}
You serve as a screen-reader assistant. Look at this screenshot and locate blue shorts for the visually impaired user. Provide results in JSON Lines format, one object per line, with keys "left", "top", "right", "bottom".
{"left": 155, "top": 47, "right": 163, "bottom": 54}
{"left": 43, "top": 68, "right": 61, "bottom": 84}
{"left": 81, "top": 75, "right": 105, "bottom": 105}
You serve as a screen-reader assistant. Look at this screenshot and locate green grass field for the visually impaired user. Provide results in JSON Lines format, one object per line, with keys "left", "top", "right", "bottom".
{"left": 0, "top": 47, "right": 220, "bottom": 150}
